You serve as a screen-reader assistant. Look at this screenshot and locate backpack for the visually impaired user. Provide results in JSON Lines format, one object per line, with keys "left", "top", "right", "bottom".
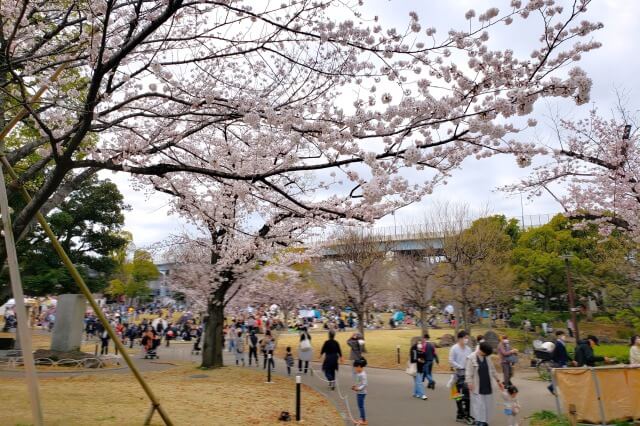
{"left": 300, "top": 337, "right": 312, "bottom": 352}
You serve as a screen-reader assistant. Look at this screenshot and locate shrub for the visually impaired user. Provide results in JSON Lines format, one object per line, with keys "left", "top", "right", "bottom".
{"left": 593, "top": 316, "right": 614, "bottom": 325}
{"left": 615, "top": 328, "right": 635, "bottom": 340}
{"left": 530, "top": 410, "right": 570, "bottom": 426}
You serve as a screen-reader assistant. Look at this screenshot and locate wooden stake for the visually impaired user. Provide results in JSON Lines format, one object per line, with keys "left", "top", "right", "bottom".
{"left": 0, "top": 165, "right": 44, "bottom": 426}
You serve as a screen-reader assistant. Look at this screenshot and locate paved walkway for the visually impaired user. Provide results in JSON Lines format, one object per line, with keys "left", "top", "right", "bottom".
{"left": 163, "top": 342, "right": 556, "bottom": 425}
{"left": 1, "top": 340, "right": 557, "bottom": 425}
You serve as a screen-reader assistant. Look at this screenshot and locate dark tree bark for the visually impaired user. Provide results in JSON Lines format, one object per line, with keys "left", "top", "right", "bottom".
{"left": 201, "top": 299, "right": 225, "bottom": 369}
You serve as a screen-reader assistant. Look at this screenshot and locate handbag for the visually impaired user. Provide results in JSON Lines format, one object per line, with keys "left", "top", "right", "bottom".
{"left": 405, "top": 361, "right": 417, "bottom": 376}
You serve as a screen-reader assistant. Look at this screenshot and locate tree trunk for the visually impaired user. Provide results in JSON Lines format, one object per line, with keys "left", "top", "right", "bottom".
{"left": 201, "top": 300, "right": 224, "bottom": 369}
{"left": 461, "top": 302, "right": 470, "bottom": 334}
{"left": 283, "top": 309, "right": 290, "bottom": 331}
{"left": 357, "top": 309, "right": 365, "bottom": 340}
{"left": 544, "top": 282, "right": 551, "bottom": 311}
{"left": 420, "top": 307, "right": 428, "bottom": 335}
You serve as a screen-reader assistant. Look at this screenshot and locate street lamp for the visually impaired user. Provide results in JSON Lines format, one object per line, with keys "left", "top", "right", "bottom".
{"left": 559, "top": 254, "right": 580, "bottom": 341}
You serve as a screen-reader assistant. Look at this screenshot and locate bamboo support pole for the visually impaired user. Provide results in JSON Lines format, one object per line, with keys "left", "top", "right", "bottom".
{"left": 0, "top": 166, "right": 43, "bottom": 426}
{"left": 0, "top": 155, "right": 174, "bottom": 426}
{"left": 0, "top": 63, "right": 173, "bottom": 425}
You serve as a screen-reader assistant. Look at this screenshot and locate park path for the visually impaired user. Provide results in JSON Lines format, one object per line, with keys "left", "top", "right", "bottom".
{"left": 0, "top": 339, "right": 557, "bottom": 425}
{"left": 162, "top": 342, "right": 556, "bottom": 426}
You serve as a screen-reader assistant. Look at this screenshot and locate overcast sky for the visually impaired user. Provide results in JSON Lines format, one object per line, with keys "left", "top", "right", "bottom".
{"left": 105, "top": 0, "right": 640, "bottom": 248}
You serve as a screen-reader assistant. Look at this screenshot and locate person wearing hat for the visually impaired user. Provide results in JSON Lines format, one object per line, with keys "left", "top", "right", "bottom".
{"left": 574, "top": 335, "right": 612, "bottom": 367}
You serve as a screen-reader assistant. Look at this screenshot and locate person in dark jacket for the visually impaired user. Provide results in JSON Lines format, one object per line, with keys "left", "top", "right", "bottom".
{"left": 321, "top": 330, "right": 343, "bottom": 390}
{"left": 548, "top": 330, "right": 571, "bottom": 395}
{"left": 421, "top": 333, "right": 439, "bottom": 389}
{"left": 410, "top": 341, "right": 428, "bottom": 400}
{"left": 575, "top": 335, "right": 610, "bottom": 367}
{"left": 551, "top": 331, "right": 571, "bottom": 367}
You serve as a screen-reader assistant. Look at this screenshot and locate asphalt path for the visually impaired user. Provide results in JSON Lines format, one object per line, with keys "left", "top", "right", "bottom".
{"left": 1, "top": 338, "right": 557, "bottom": 425}
{"left": 164, "top": 342, "right": 557, "bottom": 426}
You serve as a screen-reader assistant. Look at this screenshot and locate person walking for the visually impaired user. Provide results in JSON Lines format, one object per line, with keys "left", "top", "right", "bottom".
{"left": 410, "top": 341, "right": 428, "bottom": 400}
{"left": 449, "top": 331, "right": 473, "bottom": 423}
{"left": 297, "top": 327, "right": 313, "bottom": 374}
{"left": 234, "top": 330, "right": 245, "bottom": 366}
{"left": 285, "top": 346, "right": 295, "bottom": 375}
{"left": 228, "top": 322, "right": 237, "bottom": 352}
{"left": 465, "top": 342, "right": 503, "bottom": 426}
{"left": 629, "top": 335, "right": 640, "bottom": 365}
{"left": 347, "top": 332, "right": 364, "bottom": 361}
{"left": 501, "top": 384, "right": 520, "bottom": 426}
{"left": 260, "top": 330, "right": 276, "bottom": 370}
{"left": 422, "top": 333, "right": 439, "bottom": 389}
{"left": 320, "top": 330, "right": 342, "bottom": 390}
{"left": 247, "top": 330, "right": 259, "bottom": 366}
{"left": 548, "top": 330, "right": 571, "bottom": 395}
{"left": 497, "top": 335, "right": 519, "bottom": 386}
{"left": 575, "top": 335, "right": 611, "bottom": 367}
{"left": 97, "top": 323, "right": 110, "bottom": 355}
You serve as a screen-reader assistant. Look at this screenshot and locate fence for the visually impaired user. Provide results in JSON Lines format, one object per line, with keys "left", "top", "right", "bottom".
{"left": 553, "top": 365, "right": 640, "bottom": 425}
{"left": 306, "top": 213, "right": 554, "bottom": 246}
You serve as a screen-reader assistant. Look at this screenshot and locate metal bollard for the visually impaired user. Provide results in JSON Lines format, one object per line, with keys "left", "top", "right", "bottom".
{"left": 396, "top": 345, "right": 400, "bottom": 364}
{"left": 267, "top": 354, "right": 272, "bottom": 383}
{"left": 296, "top": 375, "right": 301, "bottom": 421}
{"left": 94, "top": 343, "right": 98, "bottom": 356}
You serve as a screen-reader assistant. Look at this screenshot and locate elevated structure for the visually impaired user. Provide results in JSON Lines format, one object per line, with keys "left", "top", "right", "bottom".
{"left": 309, "top": 213, "right": 552, "bottom": 257}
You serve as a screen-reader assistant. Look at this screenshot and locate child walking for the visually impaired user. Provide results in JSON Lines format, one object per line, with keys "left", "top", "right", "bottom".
{"left": 351, "top": 358, "right": 368, "bottom": 425}
{"left": 501, "top": 384, "right": 521, "bottom": 426}
{"left": 285, "top": 346, "right": 295, "bottom": 375}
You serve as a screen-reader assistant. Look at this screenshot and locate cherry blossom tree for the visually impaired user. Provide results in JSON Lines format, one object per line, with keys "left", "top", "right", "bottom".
{"left": 509, "top": 106, "right": 640, "bottom": 240}
{"left": 242, "top": 265, "right": 316, "bottom": 329}
{"left": 1, "top": 0, "right": 604, "bottom": 365}
{"left": 0, "top": 0, "right": 603, "bottom": 249}
{"left": 156, "top": 183, "right": 310, "bottom": 368}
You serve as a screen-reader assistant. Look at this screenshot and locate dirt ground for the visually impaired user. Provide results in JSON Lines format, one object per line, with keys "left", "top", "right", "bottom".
{"left": 1, "top": 364, "right": 342, "bottom": 425}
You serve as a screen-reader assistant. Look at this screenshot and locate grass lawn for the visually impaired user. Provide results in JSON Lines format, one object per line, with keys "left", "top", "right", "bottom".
{"left": 0, "top": 331, "right": 141, "bottom": 361}
{"left": 0, "top": 331, "right": 99, "bottom": 354}
{"left": 273, "top": 327, "right": 633, "bottom": 371}
{"left": 2, "top": 364, "right": 341, "bottom": 425}
{"left": 274, "top": 328, "right": 467, "bottom": 371}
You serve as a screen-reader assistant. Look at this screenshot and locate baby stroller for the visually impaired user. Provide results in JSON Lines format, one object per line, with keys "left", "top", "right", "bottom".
{"left": 454, "top": 372, "right": 474, "bottom": 425}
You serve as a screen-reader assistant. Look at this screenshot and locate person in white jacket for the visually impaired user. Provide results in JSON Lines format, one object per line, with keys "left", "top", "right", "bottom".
{"left": 465, "top": 342, "right": 503, "bottom": 426}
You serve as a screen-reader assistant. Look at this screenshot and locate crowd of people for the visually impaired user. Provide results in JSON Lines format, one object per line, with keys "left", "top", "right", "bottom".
{"left": 82, "top": 307, "right": 203, "bottom": 357}
{"left": 4, "top": 299, "right": 640, "bottom": 426}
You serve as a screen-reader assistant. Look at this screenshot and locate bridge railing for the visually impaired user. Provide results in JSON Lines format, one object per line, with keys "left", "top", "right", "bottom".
{"left": 304, "top": 213, "right": 553, "bottom": 247}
